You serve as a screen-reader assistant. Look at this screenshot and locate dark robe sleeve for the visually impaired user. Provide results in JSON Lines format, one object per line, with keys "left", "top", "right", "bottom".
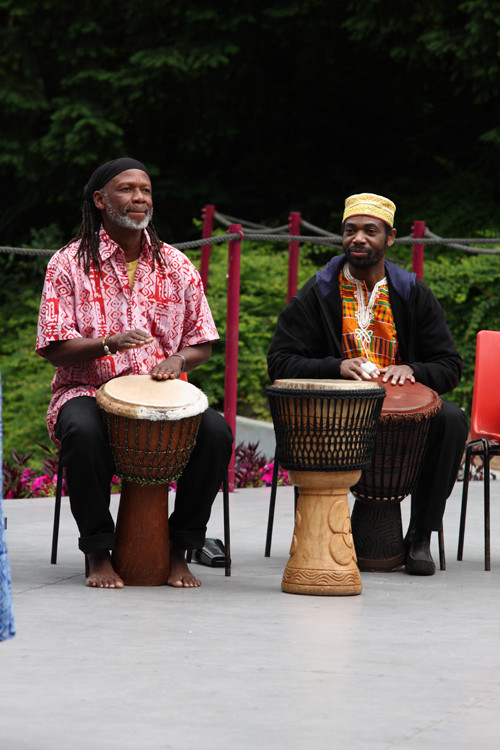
{"left": 402, "top": 282, "right": 463, "bottom": 395}
{"left": 267, "top": 282, "right": 345, "bottom": 383}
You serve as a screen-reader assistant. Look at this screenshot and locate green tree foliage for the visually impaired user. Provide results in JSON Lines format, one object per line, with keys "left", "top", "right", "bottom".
{"left": 341, "top": 0, "right": 500, "bottom": 233}
{"left": 1, "top": 0, "right": 339, "bottom": 243}
{"left": 0, "top": 254, "right": 55, "bottom": 466}
{"left": 3, "top": 0, "right": 500, "bottom": 245}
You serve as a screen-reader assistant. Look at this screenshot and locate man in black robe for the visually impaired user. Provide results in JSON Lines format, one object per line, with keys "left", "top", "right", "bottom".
{"left": 268, "top": 193, "right": 468, "bottom": 575}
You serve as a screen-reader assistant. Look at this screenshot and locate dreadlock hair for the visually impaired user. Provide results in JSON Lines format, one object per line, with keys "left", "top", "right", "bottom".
{"left": 65, "top": 196, "right": 165, "bottom": 275}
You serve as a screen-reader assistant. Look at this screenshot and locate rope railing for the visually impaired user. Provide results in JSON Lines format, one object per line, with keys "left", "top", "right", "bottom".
{"left": 214, "top": 210, "right": 289, "bottom": 234}
{"left": 4, "top": 231, "right": 500, "bottom": 257}
{"left": 0, "top": 245, "right": 54, "bottom": 257}
{"left": 300, "top": 219, "right": 338, "bottom": 237}
{"left": 423, "top": 229, "right": 500, "bottom": 254}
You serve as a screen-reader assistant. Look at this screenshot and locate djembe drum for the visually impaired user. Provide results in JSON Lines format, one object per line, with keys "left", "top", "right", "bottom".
{"left": 350, "top": 379, "right": 442, "bottom": 571}
{"left": 267, "top": 379, "right": 385, "bottom": 596}
{"left": 96, "top": 374, "right": 208, "bottom": 585}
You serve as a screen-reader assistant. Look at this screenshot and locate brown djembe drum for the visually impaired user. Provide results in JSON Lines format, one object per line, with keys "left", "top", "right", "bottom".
{"left": 350, "top": 379, "right": 442, "bottom": 571}
{"left": 96, "top": 374, "right": 208, "bottom": 585}
{"left": 267, "top": 379, "right": 385, "bottom": 596}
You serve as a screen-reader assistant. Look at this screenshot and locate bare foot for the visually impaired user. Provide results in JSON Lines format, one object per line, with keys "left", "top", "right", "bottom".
{"left": 86, "top": 550, "right": 124, "bottom": 589}
{"left": 167, "top": 546, "right": 201, "bottom": 588}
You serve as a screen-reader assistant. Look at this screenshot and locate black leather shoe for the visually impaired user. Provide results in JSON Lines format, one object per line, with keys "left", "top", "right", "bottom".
{"left": 192, "top": 538, "right": 226, "bottom": 567}
{"left": 405, "top": 529, "right": 436, "bottom": 576}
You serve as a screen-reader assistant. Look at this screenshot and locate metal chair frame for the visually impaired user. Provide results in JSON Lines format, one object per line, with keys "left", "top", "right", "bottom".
{"left": 456, "top": 330, "right": 500, "bottom": 571}
{"left": 457, "top": 439, "right": 500, "bottom": 572}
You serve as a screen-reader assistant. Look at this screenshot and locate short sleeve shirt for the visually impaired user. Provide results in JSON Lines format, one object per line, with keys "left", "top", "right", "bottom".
{"left": 36, "top": 228, "right": 219, "bottom": 442}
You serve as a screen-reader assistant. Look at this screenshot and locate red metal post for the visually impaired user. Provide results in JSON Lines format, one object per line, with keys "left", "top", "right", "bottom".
{"left": 224, "top": 224, "right": 243, "bottom": 491}
{"left": 200, "top": 204, "right": 215, "bottom": 291}
{"left": 287, "top": 211, "right": 301, "bottom": 302}
{"left": 411, "top": 220, "right": 425, "bottom": 281}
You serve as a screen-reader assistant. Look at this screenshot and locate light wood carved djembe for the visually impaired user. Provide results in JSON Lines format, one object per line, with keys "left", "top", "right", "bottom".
{"left": 97, "top": 374, "right": 208, "bottom": 585}
{"left": 267, "top": 379, "right": 385, "bottom": 596}
{"left": 350, "top": 379, "right": 442, "bottom": 571}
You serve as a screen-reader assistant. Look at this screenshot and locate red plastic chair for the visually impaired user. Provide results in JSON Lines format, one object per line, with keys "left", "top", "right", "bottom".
{"left": 457, "top": 330, "right": 500, "bottom": 570}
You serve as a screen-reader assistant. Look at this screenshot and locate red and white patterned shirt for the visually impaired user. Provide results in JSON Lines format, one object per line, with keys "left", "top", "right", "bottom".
{"left": 36, "top": 228, "right": 219, "bottom": 442}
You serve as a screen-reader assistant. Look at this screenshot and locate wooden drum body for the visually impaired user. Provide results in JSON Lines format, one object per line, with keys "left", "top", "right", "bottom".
{"left": 350, "top": 379, "right": 442, "bottom": 571}
{"left": 267, "top": 379, "right": 385, "bottom": 596}
{"left": 97, "top": 375, "right": 208, "bottom": 585}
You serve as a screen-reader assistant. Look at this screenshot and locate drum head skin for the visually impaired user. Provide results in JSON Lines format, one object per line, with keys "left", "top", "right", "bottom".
{"left": 97, "top": 374, "right": 209, "bottom": 421}
{"left": 375, "top": 378, "right": 440, "bottom": 416}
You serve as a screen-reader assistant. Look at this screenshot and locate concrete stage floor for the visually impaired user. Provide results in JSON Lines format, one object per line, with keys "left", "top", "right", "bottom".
{"left": 1, "top": 479, "right": 499, "bottom": 750}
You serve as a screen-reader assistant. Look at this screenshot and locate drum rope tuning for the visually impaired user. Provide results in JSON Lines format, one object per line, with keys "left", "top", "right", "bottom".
{"left": 102, "top": 411, "right": 201, "bottom": 486}
{"left": 268, "top": 384, "right": 386, "bottom": 473}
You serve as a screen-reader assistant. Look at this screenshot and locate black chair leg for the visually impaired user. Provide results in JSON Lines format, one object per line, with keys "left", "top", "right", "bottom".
{"left": 184, "top": 479, "right": 193, "bottom": 563}
{"left": 483, "top": 441, "right": 491, "bottom": 571}
{"left": 186, "top": 472, "right": 231, "bottom": 575}
{"left": 457, "top": 443, "right": 474, "bottom": 561}
{"left": 223, "top": 467, "right": 231, "bottom": 576}
{"left": 438, "top": 525, "right": 446, "bottom": 570}
{"left": 265, "top": 452, "right": 280, "bottom": 557}
{"left": 51, "top": 454, "right": 64, "bottom": 564}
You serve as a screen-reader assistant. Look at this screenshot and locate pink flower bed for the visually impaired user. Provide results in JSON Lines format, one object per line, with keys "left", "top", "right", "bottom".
{"left": 3, "top": 442, "right": 290, "bottom": 498}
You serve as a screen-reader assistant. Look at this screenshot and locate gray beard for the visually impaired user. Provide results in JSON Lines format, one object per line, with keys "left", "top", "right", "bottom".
{"left": 104, "top": 200, "right": 152, "bottom": 230}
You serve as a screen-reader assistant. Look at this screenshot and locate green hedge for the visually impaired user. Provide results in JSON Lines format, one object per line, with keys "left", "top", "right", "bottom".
{"left": 2, "top": 238, "right": 500, "bottom": 470}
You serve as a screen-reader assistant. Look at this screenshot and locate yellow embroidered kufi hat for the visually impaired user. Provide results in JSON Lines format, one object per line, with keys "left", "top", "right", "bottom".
{"left": 343, "top": 193, "right": 396, "bottom": 228}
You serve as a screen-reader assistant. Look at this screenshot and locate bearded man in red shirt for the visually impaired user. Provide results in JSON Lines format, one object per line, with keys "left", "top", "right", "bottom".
{"left": 37, "top": 158, "right": 232, "bottom": 589}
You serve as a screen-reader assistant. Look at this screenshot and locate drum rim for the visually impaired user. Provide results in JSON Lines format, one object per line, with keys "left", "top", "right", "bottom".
{"left": 97, "top": 375, "right": 209, "bottom": 421}
{"left": 269, "top": 378, "right": 386, "bottom": 395}
{"left": 267, "top": 385, "right": 386, "bottom": 400}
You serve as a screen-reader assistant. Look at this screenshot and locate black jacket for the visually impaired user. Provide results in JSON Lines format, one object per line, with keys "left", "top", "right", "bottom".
{"left": 267, "top": 254, "right": 463, "bottom": 395}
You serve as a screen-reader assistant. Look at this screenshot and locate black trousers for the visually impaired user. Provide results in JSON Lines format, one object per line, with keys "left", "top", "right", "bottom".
{"left": 55, "top": 397, "right": 234, "bottom": 554}
{"left": 411, "top": 398, "right": 468, "bottom": 531}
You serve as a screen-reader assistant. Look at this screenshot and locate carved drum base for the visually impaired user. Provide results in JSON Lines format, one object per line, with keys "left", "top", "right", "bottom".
{"left": 350, "top": 499, "right": 405, "bottom": 571}
{"left": 282, "top": 470, "right": 362, "bottom": 596}
{"left": 112, "top": 480, "right": 170, "bottom": 586}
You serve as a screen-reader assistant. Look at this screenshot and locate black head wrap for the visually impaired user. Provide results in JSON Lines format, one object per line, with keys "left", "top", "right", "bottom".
{"left": 83, "top": 157, "right": 149, "bottom": 200}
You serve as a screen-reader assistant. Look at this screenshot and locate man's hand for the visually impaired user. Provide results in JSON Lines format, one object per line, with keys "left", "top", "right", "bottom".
{"left": 379, "top": 364, "right": 415, "bottom": 385}
{"left": 340, "top": 357, "right": 380, "bottom": 381}
{"left": 150, "top": 356, "right": 184, "bottom": 380}
{"left": 107, "top": 329, "right": 154, "bottom": 353}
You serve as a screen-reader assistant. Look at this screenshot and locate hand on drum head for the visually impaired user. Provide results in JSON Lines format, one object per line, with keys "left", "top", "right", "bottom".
{"left": 340, "top": 357, "right": 380, "bottom": 381}
{"left": 108, "top": 329, "right": 154, "bottom": 353}
{"left": 379, "top": 364, "right": 416, "bottom": 386}
{"left": 150, "top": 356, "right": 183, "bottom": 380}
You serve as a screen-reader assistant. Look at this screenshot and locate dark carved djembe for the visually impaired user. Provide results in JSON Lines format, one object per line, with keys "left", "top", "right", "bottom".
{"left": 350, "top": 379, "right": 442, "bottom": 571}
